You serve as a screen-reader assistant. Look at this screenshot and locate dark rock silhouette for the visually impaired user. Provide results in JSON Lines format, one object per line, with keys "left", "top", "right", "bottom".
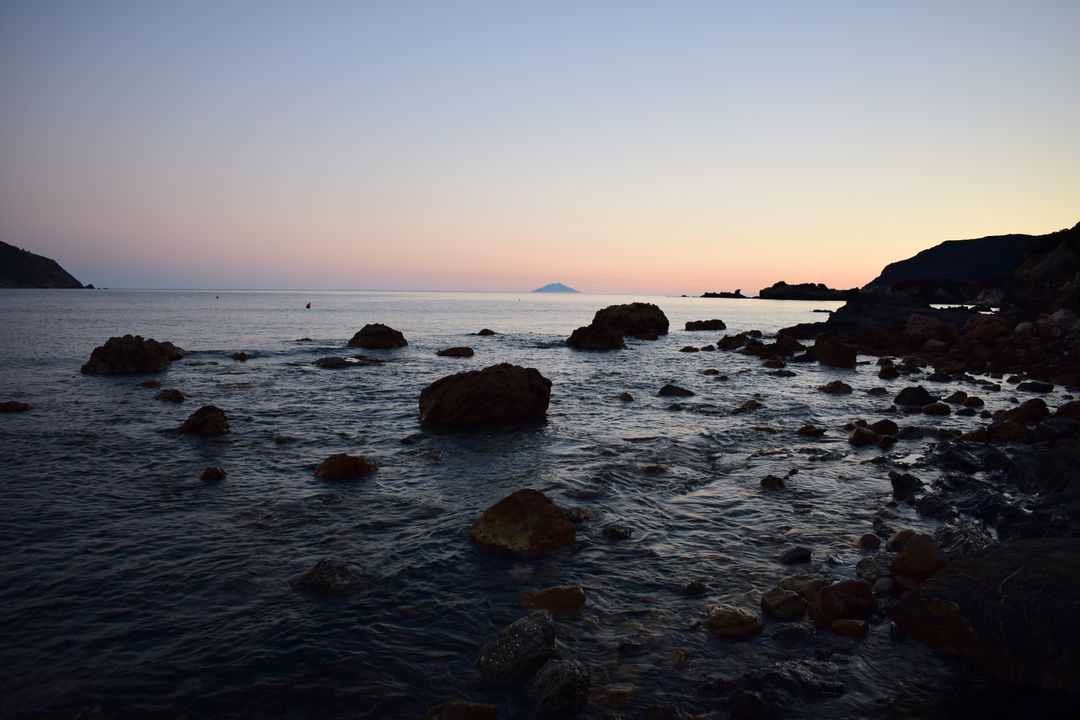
{"left": 289, "top": 559, "right": 365, "bottom": 594}
{"left": 437, "top": 346, "right": 474, "bottom": 358}
{"left": 177, "top": 405, "right": 229, "bottom": 436}
{"left": 347, "top": 323, "right": 407, "bottom": 349}
{"left": 476, "top": 610, "right": 555, "bottom": 684}
{"left": 865, "top": 232, "right": 1030, "bottom": 290}
{"left": 759, "top": 281, "right": 856, "bottom": 301}
{"left": 700, "top": 290, "right": 746, "bottom": 298}
{"left": 314, "top": 453, "right": 377, "bottom": 481}
{"left": 0, "top": 401, "right": 30, "bottom": 412}
{"left": 0, "top": 240, "right": 84, "bottom": 288}
{"left": 529, "top": 658, "right": 590, "bottom": 715}
{"left": 685, "top": 319, "right": 726, "bottom": 331}
{"left": 567, "top": 303, "right": 668, "bottom": 350}
{"left": 155, "top": 388, "right": 185, "bottom": 403}
{"left": 469, "top": 488, "right": 575, "bottom": 556}
{"left": 422, "top": 701, "right": 498, "bottom": 720}
{"left": 566, "top": 324, "right": 625, "bottom": 350}
{"left": 419, "top": 363, "right": 551, "bottom": 426}
{"left": 81, "top": 335, "right": 186, "bottom": 374}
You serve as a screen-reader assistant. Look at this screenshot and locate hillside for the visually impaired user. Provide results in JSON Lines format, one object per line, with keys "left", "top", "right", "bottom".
{"left": 0, "top": 241, "right": 85, "bottom": 288}
{"left": 864, "top": 232, "right": 1031, "bottom": 288}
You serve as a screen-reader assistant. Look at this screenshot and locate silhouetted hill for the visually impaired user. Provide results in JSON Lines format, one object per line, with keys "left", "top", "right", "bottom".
{"left": 0, "top": 241, "right": 84, "bottom": 288}
{"left": 759, "top": 281, "right": 856, "bottom": 301}
{"left": 864, "top": 232, "right": 1030, "bottom": 289}
{"left": 533, "top": 282, "right": 579, "bottom": 293}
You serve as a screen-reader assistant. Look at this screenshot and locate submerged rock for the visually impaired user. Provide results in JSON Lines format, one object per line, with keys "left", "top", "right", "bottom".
{"left": 811, "top": 580, "right": 875, "bottom": 625}
{"left": 313, "top": 355, "right": 384, "bottom": 369}
{"left": 314, "top": 453, "right": 377, "bottom": 481}
{"left": 200, "top": 467, "right": 227, "bottom": 481}
{"left": 522, "top": 585, "right": 587, "bottom": 611}
{"left": 761, "top": 588, "right": 807, "bottom": 621}
{"left": 347, "top": 323, "right": 407, "bottom": 349}
{"left": 469, "top": 489, "right": 575, "bottom": 556}
{"left": 476, "top": 610, "right": 555, "bottom": 684}
{"left": 0, "top": 401, "right": 30, "bottom": 412}
{"left": 289, "top": 559, "right": 365, "bottom": 594}
{"left": 707, "top": 603, "right": 764, "bottom": 638}
{"left": 657, "top": 383, "right": 694, "bottom": 397}
{"left": 177, "top": 405, "right": 229, "bottom": 436}
{"left": 419, "top": 363, "right": 551, "bottom": 427}
{"left": 155, "top": 388, "right": 185, "bottom": 403}
{"left": 81, "top": 334, "right": 186, "bottom": 374}
{"left": 529, "top": 658, "right": 591, "bottom": 716}
{"left": 437, "top": 346, "right": 474, "bottom": 358}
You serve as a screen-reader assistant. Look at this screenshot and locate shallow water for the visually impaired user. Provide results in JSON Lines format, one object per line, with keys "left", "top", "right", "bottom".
{"left": 0, "top": 289, "right": 1041, "bottom": 718}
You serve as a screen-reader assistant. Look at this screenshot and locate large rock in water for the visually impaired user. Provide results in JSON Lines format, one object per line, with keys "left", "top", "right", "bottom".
{"left": 81, "top": 334, "right": 186, "bottom": 374}
{"left": 476, "top": 610, "right": 556, "bottom": 684}
{"left": 567, "top": 302, "right": 669, "bottom": 349}
{"left": 469, "top": 488, "right": 575, "bottom": 556}
{"left": 177, "top": 405, "right": 229, "bottom": 436}
{"left": 889, "top": 538, "right": 1080, "bottom": 691}
{"left": 419, "top": 363, "right": 551, "bottom": 427}
{"left": 347, "top": 323, "right": 407, "bottom": 349}
{"left": 566, "top": 324, "right": 626, "bottom": 350}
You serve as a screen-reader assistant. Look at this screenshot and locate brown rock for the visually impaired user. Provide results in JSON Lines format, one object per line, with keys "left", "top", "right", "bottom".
{"left": 523, "top": 585, "right": 587, "bottom": 611}
{"left": 813, "top": 337, "right": 857, "bottom": 368}
{"left": 988, "top": 421, "right": 1034, "bottom": 444}
{"left": 886, "top": 529, "right": 916, "bottom": 551}
{"left": 891, "top": 533, "right": 947, "bottom": 589}
{"left": 848, "top": 426, "right": 895, "bottom": 448}
{"left": 707, "top": 604, "right": 763, "bottom": 638}
{"left": 200, "top": 467, "right": 227, "bottom": 481}
{"left": 964, "top": 314, "right": 1009, "bottom": 344}
{"left": 797, "top": 424, "right": 825, "bottom": 437}
{"left": 922, "top": 402, "right": 951, "bottom": 416}
{"left": 470, "top": 489, "right": 575, "bottom": 556}
{"left": 566, "top": 323, "right": 626, "bottom": 350}
{"left": 857, "top": 533, "right": 882, "bottom": 550}
{"left": 811, "top": 580, "right": 875, "bottom": 625}
{"left": 760, "top": 587, "right": 807, "bottom": 621}
{"left": 1003, "top": 398, "right": 1049, "bottom": 424}
{"left": 423, "top": 701, "right": 499, "bottom": 720}
{"left": 419, "top": 363, "right": 551, "bottom": 426}
{"left": 819, "top": 380, "right": 853, "bottom": 394}
{"left": 831, "top": 619, "right": 869, "bottom": 637}
{"left": 347, "top": 323, "right": 407, "bottom": 349}
{"left": 591, "top": 302, "right": 670, "bottom": 337}
{"left": 177, "top": 405, "right": 229, "bottom": 436}
{"left": 81, "top": 334, "right": 186, "bottom": 374}
{"left": 869, "top": 419, "right": 899, "bottom": 435}
{"left": 314, "top": 453, "right": 377, "bottom": 481}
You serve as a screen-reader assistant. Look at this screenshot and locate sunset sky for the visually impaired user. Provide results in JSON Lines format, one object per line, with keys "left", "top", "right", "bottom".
{"left": 1, "top": 1, "right": 1077, "bottom": 293}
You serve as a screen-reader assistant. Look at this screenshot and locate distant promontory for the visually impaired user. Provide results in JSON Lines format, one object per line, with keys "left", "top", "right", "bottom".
{"left": 1, "top": 241, "right": 86, "bottom": 288}
{"left": 759, "top": 281, "right": 857, "bottom": 301}
{"left": 533, "top": 282, "right": 580, "bottom": 293}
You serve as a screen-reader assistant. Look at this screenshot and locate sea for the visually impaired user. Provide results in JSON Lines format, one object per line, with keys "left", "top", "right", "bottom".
{"left": 0, "top": 289, "right": 1048, "bottom": 718}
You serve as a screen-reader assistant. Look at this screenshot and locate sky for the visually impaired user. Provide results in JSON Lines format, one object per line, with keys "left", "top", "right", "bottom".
{"left": 1, "top": 1, "right": 1078, "bottom": 293}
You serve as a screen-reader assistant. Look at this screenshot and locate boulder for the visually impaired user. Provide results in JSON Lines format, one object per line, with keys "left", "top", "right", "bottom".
{"left": 529, "top": 658, "right": 591, "bottom": 716}
{"left": 831, "top": 619, "right": 869, "bottom": 638}
{"left": 707, "top": 604, "right": 764, "bottom": 638}
{"left": 1003, "top": 398, "right": 1049, "bottom": 424}
{"left": 437, "top": 346, "right": 475, "bottom": 358}
{"left": 590, "top": 302, "right": 669, "bottom": 337}
{"left": 523, "top": 585, "right": 587, "bottom": 611}
{"left": 818, "top": 380, "right": 852, "bottom": 394}
{"left": 0, "top": 401, "right": 30, "bottom": 412}
{"left": 347, "top": 323, "right": 407, "bottom": 349}
{"left": 314, "top": 453, "right": 377, "bottom": 481}
{"left": 476, "top": 610, "right": 555, "bottom": 684}
{"left": 423, "top": 702, "right": 499, "bottom": 720}
{"left": 469, "top": 489, "right": 575, "bottom": 556}
{"left": 155, "top": 389, "right": 185, "bottom": 403}
{"left": 657, "top": 384, "right": 694, "bottom": 397}
{"left": 848, "top": 427, "right": 895, "bottom": 448}
{"left": 810, "top": 580, "right": 875, "bottom": 625}
{"left": 419, "top": 363, "right": 551, "bottom": 427}
{"left": 177, "top": 405, "right": 229, "bottom": 436}
{"left": 81, "top": 334, "right": 186, "bottom": 374}
{"left": 870, "top": 419, "right": 899, "bottom": 435}
{"left": 685, "top": 319, "right": 726, "bottom": 331}
{"left": 812, "top": 337, "right": 857, "bottom": 368}
{"left": 964, "top": 314, "right": 1010, "bottom": 344}
{"left": 894, "top": 386, "right": 936, "bottom": 407}
{"left": 566, "top": 324, "right": 625, "bottom": 350}
{"left": 778, "top": 546, "right": 812, "bottom": 564}
{"left": 889, "top": 538, "right": 1080, "bottom": 691}
{"left": 760, "top": 588, "right": 807, "bottom": 621}
{"left": 476, "top": 329, "right": 497, "bottom": 336}
{"left": 890, "top": 533, "right": 947, "bottom": 589}
{"left": 289, "top": 559, "right": 365, "bottom": 594}
{"left": 889, "top": 471, "right": 923, "bottom": 501}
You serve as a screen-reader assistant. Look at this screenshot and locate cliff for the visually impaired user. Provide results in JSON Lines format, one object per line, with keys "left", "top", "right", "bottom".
{"left": 0, "top": 241, "right": 85, "bottom": 288}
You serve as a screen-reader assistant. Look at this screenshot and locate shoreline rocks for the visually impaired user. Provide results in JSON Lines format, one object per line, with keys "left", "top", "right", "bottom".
{"left": 81, "top": 335, "right": 186, "bottom": 374}
{"left": 567, "top": 303, "right": 669, "bottom": 350}
{"left": 469, "top": 489, "right": 575, "bottom": 556}
{"left": 314, "top": 453, "right": 377, "bottom": 481}
{"left": 419, "top": 363, "right": 551, "bottom": 427}
{"left": 177, "top": 405, "right": 229, "bottom": 436}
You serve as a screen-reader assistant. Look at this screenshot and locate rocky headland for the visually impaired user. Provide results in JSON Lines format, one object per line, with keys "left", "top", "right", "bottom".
{"left": 0, "top": 240, "right": 87, "bottom": 288}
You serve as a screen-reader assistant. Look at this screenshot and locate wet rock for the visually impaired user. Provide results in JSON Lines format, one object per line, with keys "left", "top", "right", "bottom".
{"left": 707, "top": 603, "right": 764, "bottom": 638}
{"left": 818, "top": 380, "right": 853, "bottom": 394}
{"left": 274, "top": 434, "right": 296, "bottom": 444}
{"left": 778, "top": 545, "right": 811, "bottom": 564}
{"left": 761, "top": 587, "right": 807, "bottom": 621}
{"left": 878, "top": 365, "right": 900, "bottom": 380}
{"left": 934, "top": 519, "right": 996, "bottom": 559}
{"left": 313, "top": 355, "right": 385, "bottom": 369}
{"left": 811, "top": 580, "right": 875, "bottom": 624}
{"left": 523, "top": 585, "right": 586, "bottom": 611}
{"left": 177, "top": 405, "right": 229, "bottom": 436}
{"left": 1053, "top": 400, "right": 1080, "bottom": 420}
{"left": 915, "top": 493, "right": 957, "bottom": 520}
{"left": 870, "top": 419, "right": 899, "bottom": 435}
{"left": 733, "top": 399, "right": 765, "bottom": 413}
{"left": 889, "top": 538, "right": 1080, "bottom": 690}
{"left": 706, "top": 660, "right": 845, "bottom": 715}
{"left": 894, "top": 386, "right": 937, "bottom": 407}
{"left": 813, "top": 337, "right": 857, "bottom": 368}
{"left": 848, "top": 427, "right": 895, "bottom": 448}
{"left": 0, "top": 401, "right": 30, "bottom": 412}
{"left": 921, "top": 402, "right": 951, "bottom": 416}
{"left": 566, "top": 323, "right": 625, "bottom": 350}
{"left": 436, "top": 346, "right": 474, "bottom": 358}
{"left": 155, "top": 388, "right": 185, "bottom": 403}
{"left": 1017, "top": 380, "right": 1054, "bottom": 393}
{"left": 857, "top": 533, "right": 881, "bottom": 550}
{"left": 529, "top": 658, "right": 590, "bottom": 716}
{"left": 760, "top": 474, "right": 786, "bottom": 490}
{"left": 891, "top": 533, "right": 947, "bottom": 589}
{"left": 419, "top": 363, "right": 551, "bottom": 427}
{"left": 1003, "top": 398, "right": 1049, "bottom": 424}
{"left": 80, "top": 334, "right": 186, "bottom": 374}
{"left": 476, "top": 328, "right": 496, "bottom": 336}
{"left": 657, "top": 383, "right": 694, "bottom": 397}
{"left": 137, "top": 380, "right": 161, "bottom": 388}
{"left": 885, "top": 528, "right": 916, "bottom": 552}
{"left": 965, "top": 396, "right": 986, "bottom": 407}
{"left": 617, "top": 391, "right": 634, "bottom": 402}
{"left": 602, "top": 523, "right": 633, "bottom": 540}
{"left": 831, "top": 619, "right": 868, "bottom": 637}
{"left": 778, "top": 573, "right": 826, "bottom": 597}
{"left": 889, "top": 471, "right": 923, "bottom": 501}
{"left": 231, "top": 352, "right": 249, "bottom": 361}
{"left": 686, "top": 319, "right": 726, "bottom": 331}
{"left": 314, "top": 453, "right": 377, "bottom": 481}
{"left": 476, "top": 610, "right": 555, "bottom": 685}
{"left": 289, "top": 559, "right": 365, "bottom": 594}
{"left": 347, "top": 323, "right": 407, "bottom": 349}
{"left": 469, "top": 489, "right": 575, "bottom": 556}
{"left": 200, "top": 467, "right": 227, "bottom": 481}
{"left": 797, "top": 425, "right": 826, "bottom": 437}
{"left": 617, "top": 634, "right": 645, "bottom": 654}
{"left": 944, "top": 391, "right": 968, "bottom": 404}
{"left": 855, "top": 554, "right": 893, "bottom": 584}
{"left": 987, "top": 420, "right": 1034, "bottom": 444}
{"left": 700, "top": 344, "right": 716, "bottom": 351}
{"left": 422, "top": 701, "right": 499, "bottom": 720}
{"left": 964, "top": 314, "right": 1009, "bottom": 344}
{"left": 679, "top": 345, "right": 699, "bottom": 353}
{"left": 866, "top": 387, "right": 889, "bottom": 396}
{"left": 680, "top": 579, "right": 707, "bottom": 596}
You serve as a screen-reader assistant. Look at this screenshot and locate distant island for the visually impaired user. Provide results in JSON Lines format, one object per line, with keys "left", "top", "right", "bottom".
{"left": 532, "top": 282, "right": 580, "bottom": 293}
{"left": 0, "top": 240, "right": 87, "bottom": 288}
{"left": 700, "top": 289, "right": 746, "bottom": 298}
{"left": 759, "top": 281, "right": 857, "bottom": 301}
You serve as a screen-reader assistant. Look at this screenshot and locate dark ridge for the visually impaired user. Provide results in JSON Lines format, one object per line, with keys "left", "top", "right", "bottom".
{"left": 759, "top": 281, "right": 857, "bottom": 301}
{"left": 0, "top": 240, "right": 85, "bottom": 288}
{"left": 864, "top": 233, "right": 1032, "bottom": 289}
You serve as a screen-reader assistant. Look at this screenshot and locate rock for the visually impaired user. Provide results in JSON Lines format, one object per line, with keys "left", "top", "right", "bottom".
{"left": 657, "top": 384, "right": 694, "bottom": 397}
{"left": 469, "top": 489, "right": 575, "bottom": 556}
{"left": 314, "top": 453, "right": 377, "bottom": 481}
{"left": 878, "top": 365, "right": 900, "bottom": 380}
{"left": 797, "top": 425, "right": 825, "bottom": 437}
{"left": 867, "top": 387, "right": 889, "bottom": 396}
{"left": 760, "top": 474, "right": 786, "bottom": 490}
{"left": 476, "top": 610, "right": 555, "bottom": 684}
{"left": 476, "top": 329, "right": 496, "bottom": 336}
{"left": 778, "top": 573, "right": 826, "bottom": 597}
{"left": 889, "top": 538, "right": 1080, "bottom": 690}
{"left": 177, "top": 405, "right": 229, "bottom": 436}
{"left": 1003, "top": 398, "right": 1049, "bottom": 423}
{"left": 679, "top": 345, "right": 699, "bottom": 353}
{"left": 566, "top": 323, "right": 625, "bottom": 350}
{"left": 617, "top": 392, "right": 634, "bottom": 402}
{"left": 137, "top": 380, "right": 160, "bottom": 388}
{"left": 813, "top": 337, "right": 857, "bottom": 368}
{"left": 889, "top": 471, "right": 923, "bottom": 501}
{"left": 707, "top": 604, "right": 764, "bottom": 638}
{"left": 869, "top": 419, "right": 899, "bottom": 435}
{"left": 1052, "top": 400, "right": 1080, "bottom": 420}
{"left": 231, "top": 352, "right": 249, "bottom": 361}
{"left": 885, "top": 529, "right": 916, "bottom": 552}
{"left": 200, "top": 467, "right": 227, "bottom": 481}
{"left": 0, "top": 401, "right": 30, "bottom": 412}
{"left": 964, "top": 314, "right": 1009, "bottom": 344}
{"left": 818, "top": 380, "right": 853, "bottom": 394}
{"left": 811, "top": 580, "right": 875, "bottom": 625}
{"left": 855, "top": 554, "right": 893, "bottom": 584}
{"left": 778, "top": 546, "right": 811, "bottom": 564}
{"left": 289, "top": 559, "right": 365, "bottom": 594}
{"left": 848, "top": 427, "right": 895, "bottom": 448}
{"left": 419, "top": 363, "right": 551, "bottom": 426}
{"left": 155, "top": 388, "right": 185, "bottom": 402}
{"left": 679, "top": 580, "right": 707, "bottom": 596}
{"left": 602, "top": 523, "right": 633, "bottom": 540}
{"left": 590, "top": 302, "right": 670, "bottom": 338}
{"left": 831, "top": 619, "right": 868, "bottom": 637}
{"left": 422, "top": 701, "right": 499, "bottom": 720}
{"left": 943, "top": 391, "right": 968, "bottom": 404}
{"left": 895, "top": 386, "right": 936, "bottom": 407}
{"left": 965, "top": 396, "right": 986, "bottom": 407}
{"left": 437, "top": 346, "right": 475, "bottom": 358}
{"left": 347, "top": 323, "right": 407, "bottom": 349}
{"left": 523, "top": 585, "right": 587, "bottom": 611}
{"left": 1017, "top": 380, "right": 1054, "bottom": 393}
{"left": 685, "top": 319, "right": 726, "bottom": 331}
{"left": 891, "top": 533, "right": 947, "bottom": 589}
{"left": 313, "top": 355, "right": 385, "bottom": 369}
{"left": 761, "top": 588, "right": 807, "bottom": 621}
{"left": 529, "top": 658, "right": 590, "bottom": 716}
{"left": 916, "top": 493, "right": 956, "bottom": 520}
{"left": 733, "top": 399, "right": 765, "bottom": 413}
{"left": 81, "top": 334, "right": 186, "bottom": 374}
{"left": 922, "top": 402, "right": 951, "bottom": 416}
{"left": 988, "top": 420, "right": 1033, "bottom": 444}
{"left": 857, "top": 533, "right": 881, "bottom": 550}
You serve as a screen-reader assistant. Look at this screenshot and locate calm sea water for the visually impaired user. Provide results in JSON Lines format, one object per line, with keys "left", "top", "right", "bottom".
{"left": 0, "top": 290, "right": 1011, "bottom": 718}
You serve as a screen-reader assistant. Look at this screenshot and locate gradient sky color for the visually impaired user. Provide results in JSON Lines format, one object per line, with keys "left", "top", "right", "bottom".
{"left": 1, "top": 1, "right": 1078, "bottom": 292}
